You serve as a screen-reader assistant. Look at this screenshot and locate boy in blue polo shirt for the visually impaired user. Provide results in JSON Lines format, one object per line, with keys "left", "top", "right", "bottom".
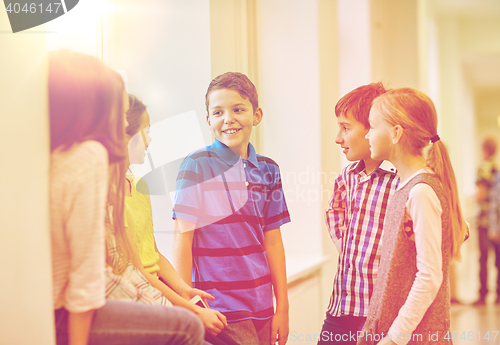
{"left": 173, "top": 72, "right": 291, "bottom": 345}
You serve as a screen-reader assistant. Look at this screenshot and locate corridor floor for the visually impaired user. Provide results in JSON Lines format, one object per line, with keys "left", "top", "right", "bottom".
{"left": 451, "top": 212, "right": 500, "bottom": 345}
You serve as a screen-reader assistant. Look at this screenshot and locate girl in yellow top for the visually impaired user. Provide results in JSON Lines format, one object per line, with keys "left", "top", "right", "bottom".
{"left": 124, "top": 95, "right": 228, "bottom": 336}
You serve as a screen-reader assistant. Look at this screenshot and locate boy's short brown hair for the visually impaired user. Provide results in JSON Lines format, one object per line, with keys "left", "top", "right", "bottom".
{"left": 205, "top": 72, "right": 259, "bottom": 113}
{"left": 335, "top": 82, "right": 386, "bottom": 128}
{"left": 482, "top": 137, "right": 497, "bottom": 159}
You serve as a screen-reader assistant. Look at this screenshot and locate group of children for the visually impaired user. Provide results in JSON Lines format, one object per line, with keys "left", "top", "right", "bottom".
{"left": 50, "top": 49, "right": 466, "bottom": 345}
{"left": 319, "top": 84, "right": 467, "bottom": 345}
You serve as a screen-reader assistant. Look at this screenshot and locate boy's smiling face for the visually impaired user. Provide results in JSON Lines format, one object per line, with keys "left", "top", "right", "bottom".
{"left": 335, "top": 111, "right": 372, "bottom": 162}
{"left": 207, "top": 88, "right": 262, "bottom": 158}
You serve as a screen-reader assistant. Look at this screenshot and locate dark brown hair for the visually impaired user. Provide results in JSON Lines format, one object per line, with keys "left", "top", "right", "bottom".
{"left": 49, "top": 50, "right": 127, "bottom": 164}
{"left": 49, "top": 50, "right": 130, "bottom": 273}
{"left": 126, "top": 94, "right": 147, "bottom": 137}
{"left": 205, "top": 72, "right": 258, "bottom": 113}
{"left": 335, "top": 82, "right": 386, "bottom": 128}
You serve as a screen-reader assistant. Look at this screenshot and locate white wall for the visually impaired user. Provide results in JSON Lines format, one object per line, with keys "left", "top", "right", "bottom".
{"left": 259, "top": 0, "right": 323, "bottom": 270}
{"left": 0, "top": 8, "right": 54, "bottom": 345}
{"left": 110, "top": 0, "right": 213, "bottom": 259}
{"left": 371, "top": 0, "right": 419, "bottom": 89}
{"left": 437, "top": 15, "right": 476, "bottom": 204}
{"left": 338, "top": 0, "right": 372, "bottom": 94}
{"left": 436, "top": 14, "right": 478, "bottom": 303}
{"left": 45, "top": 0, "right": 101, "bottom": 55}
{"left": 318, "top": 0, "right": 342, "bottom": 331}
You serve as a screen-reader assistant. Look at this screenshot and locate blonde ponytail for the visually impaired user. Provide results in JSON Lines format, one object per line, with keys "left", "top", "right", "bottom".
{"left": 374, "top": 88, "right": 467, "bottom": 261}
{"left": 427, "top": 140, "right": 467, "bottom": 261}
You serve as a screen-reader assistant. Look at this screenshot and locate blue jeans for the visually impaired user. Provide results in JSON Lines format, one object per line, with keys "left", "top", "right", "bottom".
{"left": 223, "top": 319, "right": 272, "bottom": 345}
{"left": 317, "top": 313, "right": 366, "bottom": 345}
{"left": 478, "top": 226, "right": 490, "bottom": 298}
{"left": 55, "top": 300, "right": 205, "bottom": 345}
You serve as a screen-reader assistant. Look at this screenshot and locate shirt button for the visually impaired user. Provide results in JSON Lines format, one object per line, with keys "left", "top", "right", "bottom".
{"left": 243, "top": 163, "right": 247, "bottom": 168}
{"left": 245, "top": 181, "right": 249, "bottom": 186}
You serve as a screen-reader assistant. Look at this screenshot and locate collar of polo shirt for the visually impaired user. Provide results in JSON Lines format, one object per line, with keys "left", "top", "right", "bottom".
{"left": 211, "top": 138, "right": 260, "bottom": 169}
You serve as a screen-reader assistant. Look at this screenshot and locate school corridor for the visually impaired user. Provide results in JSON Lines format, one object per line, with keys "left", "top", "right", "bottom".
{"left": 2, "top": 0, "right": 500, "bottom": 344}
{"left": 449, "top": 210, "right": 500, "bottom": 345}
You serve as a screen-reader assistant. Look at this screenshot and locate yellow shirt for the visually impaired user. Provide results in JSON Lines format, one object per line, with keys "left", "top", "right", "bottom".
{"left": 125, "top": 174, "right": 160, "bottom": 277}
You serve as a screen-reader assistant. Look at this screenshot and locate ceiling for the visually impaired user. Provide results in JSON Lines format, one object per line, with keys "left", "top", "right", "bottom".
{"left": 433, "top": 0, "right": 500, "bottom": 16}
{"left": 433, "top": 0, "right": 500, "bottom": 89}
{"left": 462, "top": 54, "right": 500, "bottom": 88}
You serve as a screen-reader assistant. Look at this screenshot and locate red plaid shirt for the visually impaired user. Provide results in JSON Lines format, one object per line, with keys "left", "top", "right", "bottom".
{"left": 325, "top": 161, "right": 398, "bottom": 317}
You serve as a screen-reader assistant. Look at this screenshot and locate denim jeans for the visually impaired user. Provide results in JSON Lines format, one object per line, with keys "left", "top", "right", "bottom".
{"left": 223, "top": 319, "right": 272, "bottom": 345}
{"left": 478, "top": 226, "right": 490, "bottom": 298}
{"left": 317, "top": 313, "right": 366, "bottom": 345}
{"left": 55, "top": 300, "right": 204, "bottom": 345}
{"left": 495, "top": 242, "right": 500, "bottom": 296}
{"left": 479, "top": 227, "right": 500, "bottom": 298}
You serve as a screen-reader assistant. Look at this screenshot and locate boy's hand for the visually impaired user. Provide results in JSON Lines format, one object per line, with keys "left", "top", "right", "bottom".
{"left": 490, "top": 233, "right": 500, "bottom": 244}
{"left": 270, "top": 311, "right": 289, "bottom": 345}
{"left": 195, "top": 307, "right": 227, "bottom": 335}
{"left": 188, "top": 288, "right": 215, "bottom": 302}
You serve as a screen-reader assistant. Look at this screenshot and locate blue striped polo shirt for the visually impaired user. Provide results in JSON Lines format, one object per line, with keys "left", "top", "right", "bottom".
{"left": 172, "top": 139, "right": 290, "bottom": 322}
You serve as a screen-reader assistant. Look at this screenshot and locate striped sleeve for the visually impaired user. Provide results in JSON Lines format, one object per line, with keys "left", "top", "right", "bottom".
{"left": 325, "top": 172, "right": 347, "bottom": 244}
{"left": 489, "top": 172, "right": 500, "bottom": 237}
{"left": 262, "top": 163, "right": 290, "bottom": 231}
{"left": 58, "top": 142, "right": 107, "bottom": 312}
{"left": 172, "top": 156, "right": 203, "bottom": 225}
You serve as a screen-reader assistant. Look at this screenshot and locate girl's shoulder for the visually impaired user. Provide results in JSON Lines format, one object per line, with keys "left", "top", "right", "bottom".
{"left": 72, "top": 140, "right": 108, "bottom": 163}
{"left": 53, "top": 140, "right": 107, "bottom": 160}
{"left": 52, "top": 140, "right": 108, "bottom": 178}
{"left": 397, "top": 168, "right": 436, "bottom": 191}
{"left": 407, "top": 178, "right": 442, "bottom": 214}
{"left": 409, "top": 182, "right": 438, "bottom": 201}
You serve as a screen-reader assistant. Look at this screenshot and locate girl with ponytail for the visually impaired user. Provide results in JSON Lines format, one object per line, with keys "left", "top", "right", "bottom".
{"left": 358, "top": 88, "right": 467, "bottom": 345}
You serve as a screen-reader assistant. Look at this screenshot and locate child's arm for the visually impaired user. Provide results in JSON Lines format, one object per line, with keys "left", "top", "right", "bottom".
{"left": 325, "top": 176, "right": 347, "bottom": 253}
{"left": 64, "top": 143, "right": 108, "bottom": 344}
{"left": 156, "top": 247, "right": 189, "bottom": 293}
{"left": 386, "top": 184, "right": 443, "bottom": 345}
{"left": 155, "top": 243, "right": 213, "bottom": 301}
{"left": 489, "top": 173, "right": 500, "bottom": 244}
{"left": 264, "top": 228, "right": 289, "bottom": 345}
{"left": 172, "top": 218, "right": 196, "bottom": 285}
{"left": 68, "top": 310, "right": 95, "bottom": 345}
{"left": 127, "top": 230, "right": 227, "bottom": 335}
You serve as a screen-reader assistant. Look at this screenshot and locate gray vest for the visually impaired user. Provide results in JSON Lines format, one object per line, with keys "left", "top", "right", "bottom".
{"left": 358, "top": 173, "right": 452, "bottom": 345}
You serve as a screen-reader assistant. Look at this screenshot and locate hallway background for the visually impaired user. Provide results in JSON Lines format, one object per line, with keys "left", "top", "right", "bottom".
{"left": 2, "top": 0, "right": 500, "bottom": 343}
